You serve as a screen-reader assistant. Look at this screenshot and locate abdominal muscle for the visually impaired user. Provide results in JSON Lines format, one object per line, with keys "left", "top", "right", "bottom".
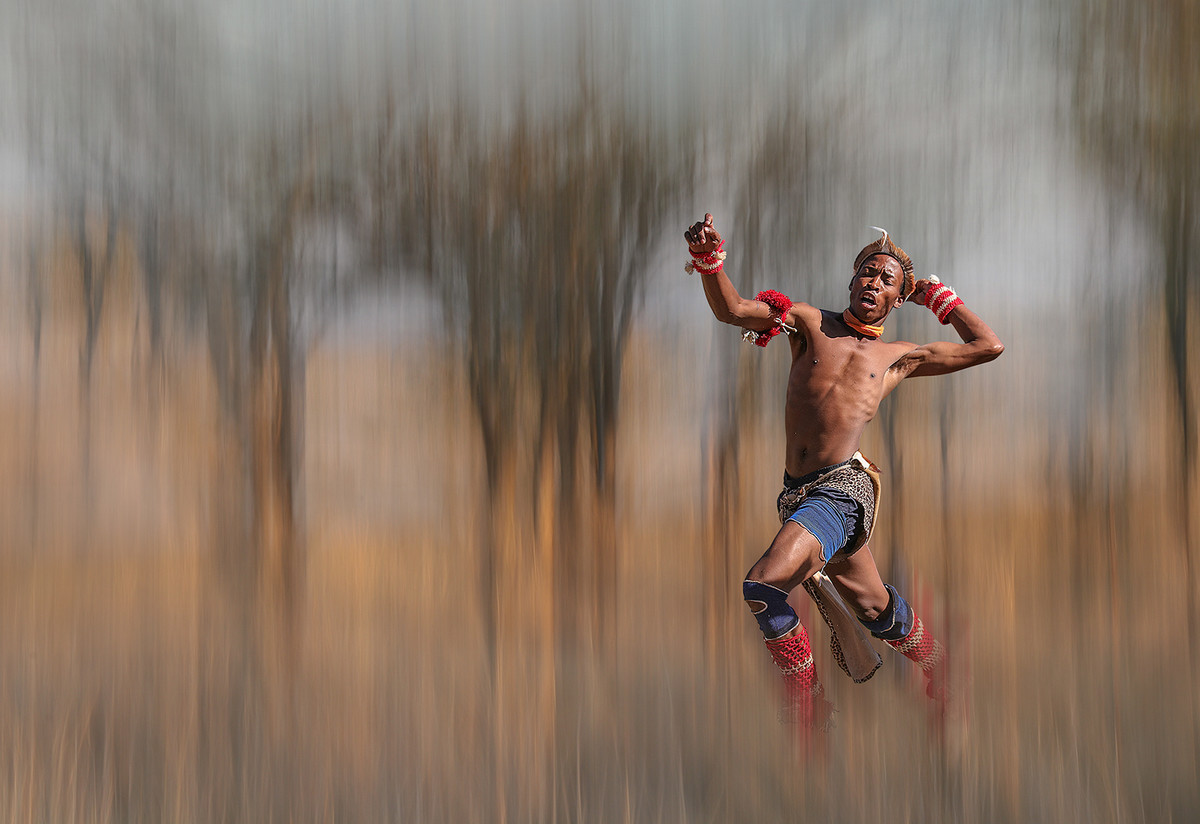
{"left": 784, "top": 406, "right": 870, "bottom": 478}
{"left": 783, "top": 339, "right": 887, "bottom": 478}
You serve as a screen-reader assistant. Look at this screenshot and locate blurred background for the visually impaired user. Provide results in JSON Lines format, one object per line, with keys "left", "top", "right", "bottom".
{"left": 0, "top": 0, "right": 1197, "bottom": 821}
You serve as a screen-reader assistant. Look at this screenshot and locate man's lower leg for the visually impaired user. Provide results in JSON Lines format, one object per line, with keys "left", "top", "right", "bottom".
{"left": 858, "top": 584, "right": 947, "bottom": 700}
{"left": 744, "top": 579, "right": 828, "bottom": 727}
{"left": 763, "top": 626, "right": 826, "bottom": 726}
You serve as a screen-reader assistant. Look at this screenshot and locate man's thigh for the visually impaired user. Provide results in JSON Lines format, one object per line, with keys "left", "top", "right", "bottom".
{"left": 826, "top": 546, "right": 890, "bottom": 620}
{"left": 745, "top": 520, "right": 826, "bottom": 591}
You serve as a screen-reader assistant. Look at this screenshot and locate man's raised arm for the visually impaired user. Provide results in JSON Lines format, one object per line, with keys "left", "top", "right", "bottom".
{"left": 890, "top": 277, "right": 1005, "bottom": 379}
{"left": 685, "top": 214, "right": 781, "bottom": 332}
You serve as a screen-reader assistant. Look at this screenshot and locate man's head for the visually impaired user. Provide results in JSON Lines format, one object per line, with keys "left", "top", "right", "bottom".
{"left": 847, "top": 229, "right": 915, "bottom": 324}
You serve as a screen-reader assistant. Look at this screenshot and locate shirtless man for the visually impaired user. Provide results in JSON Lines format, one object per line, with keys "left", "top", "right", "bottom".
{"left": 684, "top": 213, "right": 1003, "bottom": 730}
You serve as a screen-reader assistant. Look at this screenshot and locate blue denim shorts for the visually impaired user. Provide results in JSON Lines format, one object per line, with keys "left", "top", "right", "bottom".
{"left": 787, "top": 488, "right": 861, "bottom": 562}
{"left": 778, "top": 460, "right": 868, "bottom": 562}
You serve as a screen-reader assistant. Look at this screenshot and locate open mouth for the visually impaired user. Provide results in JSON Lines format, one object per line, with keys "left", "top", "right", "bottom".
{"left": 860, "top": 293, "right": 878, "bottom": 307}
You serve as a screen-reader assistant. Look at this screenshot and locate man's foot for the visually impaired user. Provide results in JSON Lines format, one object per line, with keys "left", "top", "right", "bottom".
{"left": 777, "top": 681, "right": 837, "bottom": 732}
{"left": 925, "top": 650, "right": 972, "bottom": 748}
{"left": 923, "top": 657, "right": 951, "bottom": 721}
{"left": 777, "top": 682, "right": 836, "bottom": 761}
{"left": 883, "top": 613, "right": 968, "bottom": 740}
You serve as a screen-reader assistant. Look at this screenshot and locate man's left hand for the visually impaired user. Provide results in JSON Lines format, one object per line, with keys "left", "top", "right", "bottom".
{"left": 910, "top": 278, "right": 936, "bottom": 306}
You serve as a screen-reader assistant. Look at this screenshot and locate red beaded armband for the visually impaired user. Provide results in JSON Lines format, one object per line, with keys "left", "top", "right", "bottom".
{"left": 923, "top": 280, "right": 963, "bottom": 325}
{"left": 742, "top": 289, "right": 794, "bottom": 347}
{"left": 685, "top": 240, "right": 726, "bottom": 275}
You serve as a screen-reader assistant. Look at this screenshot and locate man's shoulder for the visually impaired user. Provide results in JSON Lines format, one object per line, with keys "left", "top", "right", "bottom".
{"left": 791, "top": 303, "right": 829, "bottom": 323}
{"left": 783, "top": 300, "right": 823, "bottom": 326}
{"left": 789, "top": 300, "right": 822, "bottom": 315}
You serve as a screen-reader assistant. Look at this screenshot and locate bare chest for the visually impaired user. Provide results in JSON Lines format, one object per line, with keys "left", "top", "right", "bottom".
{"left": 786, "top": 333, "right": 894, "bottom": 410}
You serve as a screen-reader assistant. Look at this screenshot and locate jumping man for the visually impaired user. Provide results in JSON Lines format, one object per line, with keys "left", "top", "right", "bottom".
{"left": 684, "top": 214, "right": 1004, "bottom": 730}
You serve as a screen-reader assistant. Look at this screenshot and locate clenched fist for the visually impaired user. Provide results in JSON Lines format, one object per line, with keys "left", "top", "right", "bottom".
{"left": 684, "top": 213, "right": 722, "bottom": 256}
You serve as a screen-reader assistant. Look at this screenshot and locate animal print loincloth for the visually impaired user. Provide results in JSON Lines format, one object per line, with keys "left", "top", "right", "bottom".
{"left": 777, "top": 452, "right": 881, "bottom": 559}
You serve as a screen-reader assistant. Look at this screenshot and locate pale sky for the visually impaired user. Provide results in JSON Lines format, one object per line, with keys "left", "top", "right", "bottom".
{"left": 0, "top": 0, "right": 1149, "bottom": 317}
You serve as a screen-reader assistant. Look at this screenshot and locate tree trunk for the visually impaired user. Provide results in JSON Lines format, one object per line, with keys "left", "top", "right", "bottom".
{"left": 488, "top": 445, "right": 556, "bottom": 823}
{"left": 248, "top": 230, "right": 303, "bottom": 748}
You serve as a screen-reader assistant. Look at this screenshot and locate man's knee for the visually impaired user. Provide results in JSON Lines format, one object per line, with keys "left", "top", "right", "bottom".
{"left": 857, "top": 583, "right": 913, "bottom": 641}
{"left": 742, "top": 579, "right": 800, "bottom": 640}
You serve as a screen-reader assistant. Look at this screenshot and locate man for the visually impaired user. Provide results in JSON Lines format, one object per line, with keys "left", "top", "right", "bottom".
{"left": 684, "top": 213, "right": 1003, "bottom": 731}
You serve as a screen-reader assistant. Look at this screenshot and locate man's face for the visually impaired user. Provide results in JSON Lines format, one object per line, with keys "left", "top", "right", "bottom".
{"left": 848, "top": 254, "right": 905, "bottom": 324}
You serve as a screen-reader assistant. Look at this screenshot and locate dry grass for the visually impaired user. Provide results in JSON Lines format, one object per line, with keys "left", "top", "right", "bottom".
{"left": 0, "top": 306, "right": 1197, "bottom": 823}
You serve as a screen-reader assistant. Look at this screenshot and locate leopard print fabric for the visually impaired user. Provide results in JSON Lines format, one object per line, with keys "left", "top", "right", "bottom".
{"left": 776, "top": 456, "right": 880, "bottom": 557}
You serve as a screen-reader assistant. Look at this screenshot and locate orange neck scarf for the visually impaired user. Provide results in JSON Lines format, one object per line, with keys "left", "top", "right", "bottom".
{"left": 842, "top": 309, "right": 884, "bottom": 339}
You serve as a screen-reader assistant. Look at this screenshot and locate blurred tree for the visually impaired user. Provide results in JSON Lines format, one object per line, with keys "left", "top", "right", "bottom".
{"left": 1075, "top": 0, "right": 1199, "bottom": 487}
{"left": 381, "top": 98, "right": 686, "bottom": 640}
{"left": 1074, "top": 0, "right": 1200, "bottom": 765}
{"left": 18, "top": 0, "right": 223, "bottom": 509}
{"left": 371, "top": 90, "right": 689, "bottom": 817}
{"left": 195, "top": 116, "right": 360, "bottom": 782}
{"left": 18, "top": 1, "right": 365, "bottom": 801}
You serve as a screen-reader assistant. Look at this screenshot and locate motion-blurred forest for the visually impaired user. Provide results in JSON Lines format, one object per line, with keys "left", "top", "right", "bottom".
{"left": 0, "top": 1, "right": 1197, "bottom": 822}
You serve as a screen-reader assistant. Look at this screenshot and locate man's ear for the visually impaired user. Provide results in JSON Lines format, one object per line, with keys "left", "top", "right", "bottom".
{"left": 895, "top": 295, "right": 906, "bottom": 307}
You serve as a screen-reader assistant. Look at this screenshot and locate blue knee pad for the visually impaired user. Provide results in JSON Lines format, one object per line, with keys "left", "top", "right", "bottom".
{"left": 858, "top": 584, "right": 913, "bottom": 641}
{"left": 743, "top": 580, "right": 799, "bottom": 640}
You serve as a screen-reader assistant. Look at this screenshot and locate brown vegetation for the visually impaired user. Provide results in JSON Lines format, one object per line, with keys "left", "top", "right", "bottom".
{"left": 0, "top": 1, "right": 1198, "bottom": 819}
{"left": 1, "top": 263, "right": 1198, "bottom": 820}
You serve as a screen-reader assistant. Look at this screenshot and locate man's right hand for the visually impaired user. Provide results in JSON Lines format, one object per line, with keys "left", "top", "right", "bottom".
{"left": 685, "top": 213, "right": 722, "bottom": 256}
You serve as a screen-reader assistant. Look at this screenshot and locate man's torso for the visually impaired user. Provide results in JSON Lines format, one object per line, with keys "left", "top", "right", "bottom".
{"left": 783, "top": 306, "right": 914, "bottom": 477}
